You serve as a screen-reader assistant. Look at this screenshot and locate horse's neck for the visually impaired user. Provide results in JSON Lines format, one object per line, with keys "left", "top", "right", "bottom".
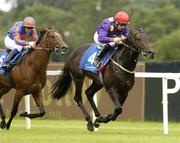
{"left": 114, "top": 47, "right": 139, "bottom": 71}
{"left": 31, "top": 49, "right": 51, "bottom": 73}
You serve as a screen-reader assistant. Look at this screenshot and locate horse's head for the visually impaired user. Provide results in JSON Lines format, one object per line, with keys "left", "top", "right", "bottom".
{"left": 126, "top": 29, "right": 155, "bottom": 59}
{"left": 36, "top": 27, "right": 68, "bottom": 54}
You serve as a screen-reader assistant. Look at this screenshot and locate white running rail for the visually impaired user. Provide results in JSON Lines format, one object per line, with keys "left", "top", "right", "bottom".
{"left": 135, "top": 72, "right": 180, "bottom": 135}
{"left": 25, "top": 71, "right": 180, "bottom": 135}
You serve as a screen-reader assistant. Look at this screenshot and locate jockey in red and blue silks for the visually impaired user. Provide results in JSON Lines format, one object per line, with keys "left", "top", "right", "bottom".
{"left": 93, "top": 11, "right": 130, "bottom": 67}
{"left": 3, "top": 16, "right": 38, "bottom": 68}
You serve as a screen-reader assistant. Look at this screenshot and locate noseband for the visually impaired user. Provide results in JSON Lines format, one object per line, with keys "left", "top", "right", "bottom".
{"left": 33, "top": 31, "right": 66, "bottom": 54}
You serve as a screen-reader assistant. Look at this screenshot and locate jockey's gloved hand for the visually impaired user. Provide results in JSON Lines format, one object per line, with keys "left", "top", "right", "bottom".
{"left": 120, "top": 35, "right": 126, "bottom": 41}
{"left": 28, "top": 41, "right": 35, "bottom": 48}
{"left": 113, "top": 37, "right": 121, "bottom": 43}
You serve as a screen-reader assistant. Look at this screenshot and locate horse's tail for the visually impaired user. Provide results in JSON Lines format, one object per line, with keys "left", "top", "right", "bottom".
{"left": 51, "top": 66, "right": 72, "bottom": 100}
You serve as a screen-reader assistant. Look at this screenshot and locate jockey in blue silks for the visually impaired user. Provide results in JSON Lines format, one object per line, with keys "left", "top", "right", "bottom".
{"left": 93, "top": 11, "right": 130, "bottom": 67}
{"left": 2, "top": 16, "right": 38, "bottom": 68}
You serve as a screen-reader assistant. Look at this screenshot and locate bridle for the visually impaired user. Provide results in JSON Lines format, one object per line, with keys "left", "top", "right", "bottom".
{"left": 33, "top": 30, "right": 67, "bottom": 54}
{"left": 121, "top": 30, "right": 149, "bottom": 57}
{"left": 110, "top": 30, "right": 150, "bottom": 74}
{"left": 33, "top": 46, "right": 63, "bottom": 52}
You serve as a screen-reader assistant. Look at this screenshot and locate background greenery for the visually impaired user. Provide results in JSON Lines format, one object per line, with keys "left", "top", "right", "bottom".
{"left": 0, "top": 0, "right": 180, "bottom": 61}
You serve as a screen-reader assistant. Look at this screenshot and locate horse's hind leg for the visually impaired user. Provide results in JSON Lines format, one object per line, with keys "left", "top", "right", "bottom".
{"left": 74, "top": 78, "right": 94, "bottom": 132}
{"left": 0, "top": 104, "right": 6, "bottom": 129}
{"left": 28, "top": 90, "right": 45, "bottom": 118}
{"left": 0, "top": 88, "right": 10, "bottom": 129}
{"left": 20, "top": 86, "right": 45, "bottom": 119}
{"left": 85, "top": 81, "right": 103, "bottom": 119}
{"left": 6, "top": 90, "right": 24, "bottom": 129}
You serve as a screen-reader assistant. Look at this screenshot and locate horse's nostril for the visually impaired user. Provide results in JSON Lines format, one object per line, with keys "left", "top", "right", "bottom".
{"left": 61, "top": 47, "right": 69, "bottom": 54}
{"left": 147, "top": 50, "right": 155, "bottom": 59}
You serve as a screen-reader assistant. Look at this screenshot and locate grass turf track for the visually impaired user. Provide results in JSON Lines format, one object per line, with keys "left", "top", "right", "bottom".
{"left": 0, "top": 119, "right": 180, "bottom": 143}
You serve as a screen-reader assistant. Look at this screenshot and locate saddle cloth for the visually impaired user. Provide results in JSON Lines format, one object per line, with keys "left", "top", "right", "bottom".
{"left": 79, "top": 43, "right": 118, "bottom": 74}
{"left": 0, "top": 47, "right": 31, "bottom": 74}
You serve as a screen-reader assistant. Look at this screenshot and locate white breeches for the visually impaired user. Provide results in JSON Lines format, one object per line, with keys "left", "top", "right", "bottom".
{"left": 4, "top": 35, "right": 23, "bottom": 52}
{"left": 93, "top": 32, "right": 105, "bottom": 49}
{"left": 93, "top": 32, "right": 116, "bottom": 49}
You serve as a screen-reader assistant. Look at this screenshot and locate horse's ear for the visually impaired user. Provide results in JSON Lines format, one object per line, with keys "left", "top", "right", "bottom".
{"left": 128, "top": 8, "right": 134, "bottom": 23}
{"left": 47, "top": 27, "right": 52, "bottom": 29}
{"left": 139, "top": 28, "right": 144, "bottom": 31}
{"left": 45, "top": 27, "right": 53, "bottom": 31}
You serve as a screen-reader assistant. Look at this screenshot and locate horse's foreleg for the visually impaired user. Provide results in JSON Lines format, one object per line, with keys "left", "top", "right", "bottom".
{"left": 96, "top": 87, "right": 122, "bottom": 124}
{"left": 20, "top": 91, "right": 45, "bottom": 119}
{"left": 109, "top": 91, "right": 128, "bottom": 121}
{"left": 0, "top": 103, "right": 6, "bottom": 129}
{"left": 6, "top": 91, "right": 24, "bottom": 129}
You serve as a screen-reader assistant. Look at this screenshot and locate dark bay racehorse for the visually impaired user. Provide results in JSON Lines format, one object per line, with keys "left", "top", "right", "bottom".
{"left": 51, "top": 29, "right": 155, "bottom": 131}
{"left": 0, "top": 27, "right": 68, "bottom": 129}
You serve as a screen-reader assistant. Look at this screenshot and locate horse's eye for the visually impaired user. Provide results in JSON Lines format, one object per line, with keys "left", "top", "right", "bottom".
{"left": 135, "top": 37, "right": 141, "bottom": 41}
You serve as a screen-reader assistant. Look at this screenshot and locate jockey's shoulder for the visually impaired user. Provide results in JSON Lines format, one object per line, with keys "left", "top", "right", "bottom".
{"left": 15, "top": 21, "right": 23, "bottom": 25}
{"left": 100, "top": 17, "right": 114, "bottom": 27}
{"left": 108, "top": 17, "right": 114, "bottom": 22}
{"left": 14, "top": 21, "right": 24, "bottom": 28}
{"left": 102, "top": 17, "right": 114, "bottom": 23}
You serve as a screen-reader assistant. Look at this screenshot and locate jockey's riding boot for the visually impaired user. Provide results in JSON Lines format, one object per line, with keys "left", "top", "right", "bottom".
{"left": 94, "top": 44, "right": 111, "bottom": 67}
{"left": 3, "top": 49, "right": 18, "bottom": 69}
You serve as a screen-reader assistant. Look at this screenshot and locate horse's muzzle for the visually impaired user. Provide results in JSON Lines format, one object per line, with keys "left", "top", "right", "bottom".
{"left": 147, "top": 50, "right": 155, "bottom": 59}
{"left": 61, "top": 46, "right": 69, "bottom": 55}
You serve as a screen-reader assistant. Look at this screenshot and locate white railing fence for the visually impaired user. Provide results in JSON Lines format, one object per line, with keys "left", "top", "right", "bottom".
{"left": 135, "top": 72, "right": 180, "bottom": 135}
{"left": 25, "top": 71, "right": 180, "bottom": 135}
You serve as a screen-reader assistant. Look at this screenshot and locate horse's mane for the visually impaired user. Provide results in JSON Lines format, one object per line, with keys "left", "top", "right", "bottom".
{"left": 36, "top": 27, "right": 55, "bottom": 45}
{"left": 36, "top": 30, "right": 46, "bottom": 45}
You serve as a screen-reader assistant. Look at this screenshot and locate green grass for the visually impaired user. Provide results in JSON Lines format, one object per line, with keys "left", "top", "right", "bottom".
{"left": 0, "top": 119, "right": 180, "bottom": 143}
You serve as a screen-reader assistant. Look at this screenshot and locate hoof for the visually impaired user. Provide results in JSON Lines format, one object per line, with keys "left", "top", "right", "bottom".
{"left": 0, "top": 121, "right": 6, "bottom": 129}
{"left": 6, "top": 124, "right": 10, "bottom": 130}
{"left": 93, "top": 121, "right": 100, "bottom": 128}
{"left": 87, "top": 122, "right": 94, "bottom": 132}
{"left": 20, "top": 112, "right": 28, "bottom": 117}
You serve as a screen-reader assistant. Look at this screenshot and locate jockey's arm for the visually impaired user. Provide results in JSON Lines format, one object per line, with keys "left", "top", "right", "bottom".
{"left": 98, "top": 29, "right": 112, "bottom": 43}
{"left": 28, "top": 29, "right": 38, "bottom": 48}
{"left": 30, "top": 28, "right": 38, "bottom": 42}
{"left": 14, "top": 27, "right": 29, "bottom": 46}
{"left": 120, "top": 35, "right": 126, "bottom": 40}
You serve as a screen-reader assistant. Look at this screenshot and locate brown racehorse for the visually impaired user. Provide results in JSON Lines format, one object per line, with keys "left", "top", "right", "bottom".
{"left": 51, "top": 29, "right": 155, "bottom": 132}
{"left": 0, "top": 27, "right": 68, "bottom": 130}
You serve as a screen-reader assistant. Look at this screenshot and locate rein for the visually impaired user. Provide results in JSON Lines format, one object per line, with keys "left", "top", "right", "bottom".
{"left": 110, "top": 58, "right": 135, "bottom": 74}
{"left": 33, "top": 30, "right": 66, "bottom": 53}
{"left": 110, "top": 30, "right": 145, "bottom": 74}
{"left": 33, "top": 46, "right": 62, "bottom": 52}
